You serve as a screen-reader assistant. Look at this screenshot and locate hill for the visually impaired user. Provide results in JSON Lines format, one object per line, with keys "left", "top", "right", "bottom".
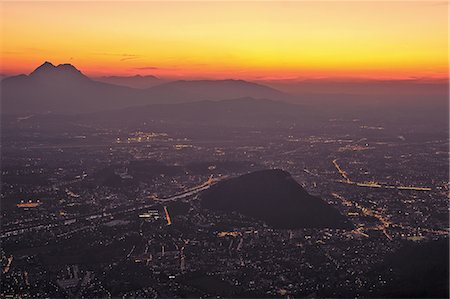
{"left": 200, "top": 169, "right": 351, "bottom": 229}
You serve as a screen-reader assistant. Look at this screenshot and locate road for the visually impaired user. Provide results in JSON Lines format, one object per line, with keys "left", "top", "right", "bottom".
{"left": 332, "top": 159, "right": 351, "bottom": 183}
{"left": 163, "top": 206, "right": 172, "bottom": 225}
{"left": 149, "top": 175, "right": 221, "bottom": 202}
{"left": 332, "top": 159, "right": 432, "bottom": 191}
{"left": 332, "top": 192, "right": 393, "bottom": 240}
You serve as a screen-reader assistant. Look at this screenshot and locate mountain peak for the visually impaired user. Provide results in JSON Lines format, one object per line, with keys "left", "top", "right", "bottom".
{"left": 30, "top": 61, "right": 56, "bottom": 76}
{"left": 56, "top": 63, "right": 85, "bottom": 76}
{"left": 42, "top": 61, "right": 55, "bottom": 67}
{"left": 29, "top": 62, "right": 89, "bottom": 81}
{"left": 57, "top": 63, "right": 77, "bottom": 70}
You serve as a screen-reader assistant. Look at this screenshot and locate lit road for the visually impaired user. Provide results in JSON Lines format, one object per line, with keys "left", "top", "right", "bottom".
{"left": 163, "top": 206, "right": 172, "bottom": 225}
{"left": 332, "top": 192, "right": 393, "bottom": 240}
{"left": 332, "top": 159, "right": 432, "bottom": 191}
{"left": 149, "top": 175, "right": 222, "bottom": 202}
{"left": 332, "top": 159, "right": 351, "bottom": 183}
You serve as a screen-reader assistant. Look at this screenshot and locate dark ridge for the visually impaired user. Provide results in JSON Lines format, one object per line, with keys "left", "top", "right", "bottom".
{"left": 200, "top": 169, "right": 352, "bottom": 229}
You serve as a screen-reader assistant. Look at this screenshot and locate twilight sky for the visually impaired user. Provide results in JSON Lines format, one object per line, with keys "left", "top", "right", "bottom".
{"left": 0, "top": 1, "right": 448, "bottom": 80}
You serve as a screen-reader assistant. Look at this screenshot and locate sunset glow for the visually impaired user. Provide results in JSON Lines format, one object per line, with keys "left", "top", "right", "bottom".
{"left": 1, "top": 1, "right": 448, "bottom": 80}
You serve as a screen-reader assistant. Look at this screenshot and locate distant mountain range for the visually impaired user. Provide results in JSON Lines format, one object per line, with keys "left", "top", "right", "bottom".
{"left": 147, "top": 79, "right": 288, "bottom": 104}
{"left": 1, "top": 62, "right": 291, "bottom": 114}
{"left": 94, "top": 74, "right": 164, "bottom": 89}
{"left": 200, "top": 169, "right": 352, "bottom": 229}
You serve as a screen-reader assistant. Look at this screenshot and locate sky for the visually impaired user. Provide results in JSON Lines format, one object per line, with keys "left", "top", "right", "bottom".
{"left": 0, "top": 1, "right": 448, "bottom": 80}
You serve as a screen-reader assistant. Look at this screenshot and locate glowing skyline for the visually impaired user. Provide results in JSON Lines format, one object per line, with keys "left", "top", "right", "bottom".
{"left": 1, "top": 1, "right": 448, "bottom": 80}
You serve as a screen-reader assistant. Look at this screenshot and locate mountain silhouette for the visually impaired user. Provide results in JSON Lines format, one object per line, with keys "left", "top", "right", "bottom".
{"left": 200, "top": 169, "right": 352, "bottom": 229}
{"left": 1, "top": 62, "right": 290, "bottom": 114}
{"left": 145, "top": 79, "right": 290, "bottom": 104}
{"left": 95, "top": 74, "right": 163, "bottom": 89}
{"left": 29, "top": 61, "right": 88, "bottom": 82}
{"left": 1, "top": 62, "right": 143, "bottom": 113}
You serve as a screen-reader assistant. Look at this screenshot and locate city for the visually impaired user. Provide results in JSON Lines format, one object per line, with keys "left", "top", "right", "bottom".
{"left": 1, "top": 111, "right": 448, "bottom": 298}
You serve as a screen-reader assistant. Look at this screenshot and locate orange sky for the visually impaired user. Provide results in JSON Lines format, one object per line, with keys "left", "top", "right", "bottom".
{"left": 0, "top": 1, "right": 448, "bottom": 80}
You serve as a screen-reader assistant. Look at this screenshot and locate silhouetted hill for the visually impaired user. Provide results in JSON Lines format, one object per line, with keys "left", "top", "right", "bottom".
{"left": 200, "top": 169, "right": 351, "bottom": 229}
